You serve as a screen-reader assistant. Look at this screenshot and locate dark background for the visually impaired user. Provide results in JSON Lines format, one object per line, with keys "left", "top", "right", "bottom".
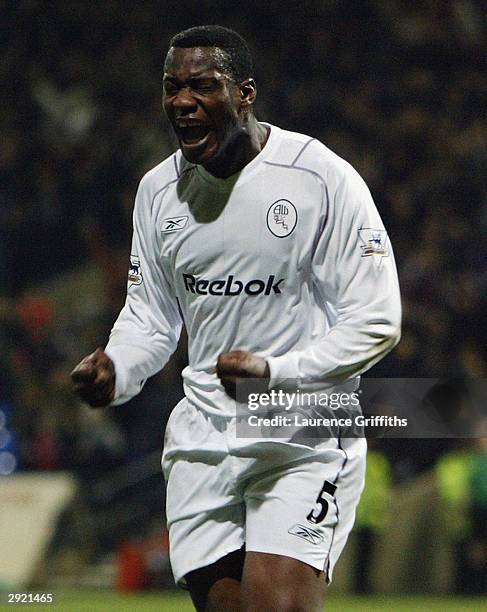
{"left": 0, "top": 0, "right": 486, "bottom": 593}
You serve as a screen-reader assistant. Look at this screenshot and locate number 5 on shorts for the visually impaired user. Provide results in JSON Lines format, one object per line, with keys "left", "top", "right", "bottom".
{"left": 306, "top": 480, "right": 337, "bottom": 524}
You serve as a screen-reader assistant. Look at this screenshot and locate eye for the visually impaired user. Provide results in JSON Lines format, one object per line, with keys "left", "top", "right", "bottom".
{"left": 163, "top": 81, "right": 178, "bottom": 96}
{"left": 190, "top": 79, "right": 219, "bottom": 94}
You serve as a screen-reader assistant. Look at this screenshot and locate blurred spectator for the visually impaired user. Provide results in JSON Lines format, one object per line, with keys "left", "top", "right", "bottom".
{"left": 436, "top": 434, "right": 487, "bottom": 593}
{"left": 354, "top": 441, "right": 393, "bottom": 593}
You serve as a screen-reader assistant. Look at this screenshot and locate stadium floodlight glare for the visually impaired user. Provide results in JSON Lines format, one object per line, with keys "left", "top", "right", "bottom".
{"left": 0, "top": 451, "right": 17, "bottom": 475}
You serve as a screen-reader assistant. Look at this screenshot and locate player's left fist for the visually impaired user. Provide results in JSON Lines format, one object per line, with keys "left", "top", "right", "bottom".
{"left": 216, "top": 350, "right": 270, "bottom": 400}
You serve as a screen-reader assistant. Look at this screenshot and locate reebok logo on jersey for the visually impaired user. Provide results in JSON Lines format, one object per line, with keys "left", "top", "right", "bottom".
{"left": 183, "top": 273, "right": 284, "bottom": 296}
{"left": 288, "top": 524, "right": 324, "bottom": 546}
{"left": 161, "top": 216, "right": 188, "bottom": 233}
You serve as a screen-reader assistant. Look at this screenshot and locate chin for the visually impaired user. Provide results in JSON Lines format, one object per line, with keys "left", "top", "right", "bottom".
{"left": 180, "top": 143, "right": 218, "bottom": 167}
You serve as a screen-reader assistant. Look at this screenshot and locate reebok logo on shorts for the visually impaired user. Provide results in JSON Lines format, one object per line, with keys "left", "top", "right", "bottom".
{"left": 288, "top": 524, "right": 324, "bottom": 545}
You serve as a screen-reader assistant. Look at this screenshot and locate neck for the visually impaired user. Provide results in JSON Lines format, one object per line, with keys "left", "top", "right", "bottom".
{"left": 203, "top": 115, "right": 269, "bottom": 178}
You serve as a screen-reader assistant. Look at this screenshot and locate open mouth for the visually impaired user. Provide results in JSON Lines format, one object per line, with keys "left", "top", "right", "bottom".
{"left": 177, "top": 125, "right": 212, "bottom": 146}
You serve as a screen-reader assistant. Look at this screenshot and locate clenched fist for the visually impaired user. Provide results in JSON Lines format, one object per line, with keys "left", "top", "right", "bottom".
{"left": 71, "top": 348, "right": 115, "bottom": 408}
{"left": 216, "top": 350, "right": 270, "bottom": 400}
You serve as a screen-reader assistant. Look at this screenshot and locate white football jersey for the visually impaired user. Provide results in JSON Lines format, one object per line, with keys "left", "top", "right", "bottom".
{"left": 105, "top": 123, "right": 401, "bottom": 416}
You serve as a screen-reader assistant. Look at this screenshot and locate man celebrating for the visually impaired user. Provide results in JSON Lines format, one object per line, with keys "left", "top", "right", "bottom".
{"left": 72, "top": 25, "right": 401, "bottom": 611}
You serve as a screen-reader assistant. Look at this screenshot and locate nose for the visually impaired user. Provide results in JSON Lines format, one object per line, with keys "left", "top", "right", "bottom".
{"left": 173, "top": 86, "right": 198, "bottom": 115}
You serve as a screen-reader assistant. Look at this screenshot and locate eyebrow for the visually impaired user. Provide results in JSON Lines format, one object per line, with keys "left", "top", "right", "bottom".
{"left": 163, "top": 67, "right": 218, "bottom": 77}
{"left": 163, "top": 74, "right": 219, "bottom": 82}
{"left": 163, "top": 65, "right": 234, "bottom": 81}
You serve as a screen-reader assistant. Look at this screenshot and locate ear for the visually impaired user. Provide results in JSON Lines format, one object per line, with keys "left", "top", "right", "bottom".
{"left": 239, "top": 78, "right": 257, "bottom": 108}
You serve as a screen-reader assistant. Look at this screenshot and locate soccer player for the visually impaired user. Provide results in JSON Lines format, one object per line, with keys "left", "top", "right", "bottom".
{"left": 71, "top": 25, "right": 401, "bottom": 611}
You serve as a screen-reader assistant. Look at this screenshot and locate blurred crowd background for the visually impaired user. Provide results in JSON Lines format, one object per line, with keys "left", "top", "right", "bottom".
{"left": 1, "top": 0, "right": 486, "bottom": 594}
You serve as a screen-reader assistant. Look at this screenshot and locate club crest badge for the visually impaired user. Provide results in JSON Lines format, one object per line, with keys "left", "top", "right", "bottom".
{"left": 267, "top": 199, "right": 297, "bottom": 238}
{"left": 128, "top": 255, "right": 142, "bottom": 286}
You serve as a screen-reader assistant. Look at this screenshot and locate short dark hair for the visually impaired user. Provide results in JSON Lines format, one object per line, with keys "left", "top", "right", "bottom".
{"left": 168, "top": 25, "right": 253, "bottom": 82}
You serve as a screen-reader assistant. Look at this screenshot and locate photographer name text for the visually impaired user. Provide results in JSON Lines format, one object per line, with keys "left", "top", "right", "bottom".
{"left": 246, "top": 414, "right": 408, "bottom": 428}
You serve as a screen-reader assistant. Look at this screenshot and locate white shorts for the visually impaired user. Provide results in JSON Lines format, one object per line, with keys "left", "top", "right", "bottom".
{"left": 162, "top": 398, "right": 366, "bottom": 586}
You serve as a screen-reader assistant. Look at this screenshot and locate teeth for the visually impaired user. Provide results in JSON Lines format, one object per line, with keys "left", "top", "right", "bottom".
{"left": 180, "top": 125, "right": 210, "bottom": 142}
{"left": 176, "top": 123, "right": 207, "bottom": 129}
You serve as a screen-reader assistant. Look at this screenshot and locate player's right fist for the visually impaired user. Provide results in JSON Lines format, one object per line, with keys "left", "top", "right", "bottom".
{"left": 71, "top": 348, "right": 115, "bottom": 408}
